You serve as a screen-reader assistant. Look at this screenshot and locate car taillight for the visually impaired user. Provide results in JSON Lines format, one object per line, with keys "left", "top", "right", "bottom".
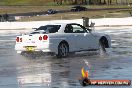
{"left": 16, "top": 37, "right": 22, "bottom": 42}
{"left": 20, "top": 38, "right": 22, "bottom": 42}
{"left": 16, "top": 37, "right": 19, "bottom": 42}
{"left": 39, "top": 36, "right": 42, "bottom": 40}
{"left": 43, "top": 35, "right": 48, "bottom": 40}
{"left": 39, "top": 35, "right": 48, "bottom": 41}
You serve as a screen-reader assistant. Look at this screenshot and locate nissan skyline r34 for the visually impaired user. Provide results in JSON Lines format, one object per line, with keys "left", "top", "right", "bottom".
{"left": 15, "top": 23, "right": 111, "bottom": 58}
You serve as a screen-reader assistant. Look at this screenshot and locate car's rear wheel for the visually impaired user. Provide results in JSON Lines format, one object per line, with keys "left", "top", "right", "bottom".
{"left": 57, "top": 42, "right": 69, "bottom": 58}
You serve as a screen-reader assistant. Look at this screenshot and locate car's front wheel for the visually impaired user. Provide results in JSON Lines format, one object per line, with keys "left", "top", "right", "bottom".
{"left": 99, "top": 41, "right": 106, "bottom": 55}
{"left": 57, "top": 42, "right": 69, "bottom": 58}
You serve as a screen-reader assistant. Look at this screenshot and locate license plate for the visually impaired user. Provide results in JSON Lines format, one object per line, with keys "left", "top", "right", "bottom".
{"left": 25, "top": 46, "right": 35, "bottom": 51}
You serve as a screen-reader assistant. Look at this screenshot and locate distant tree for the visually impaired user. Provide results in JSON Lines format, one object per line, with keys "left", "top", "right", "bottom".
{"left": 54, "top": 0, "right": 132, "bottom": 5}
{"left": 54, "top": 0, "right": 62, "bottom": 5}
{"left": 103, "top": 0, "right": 106, "bottom": 4}
{"left": 115, "top": 0, "right": 118, "bottom": 4}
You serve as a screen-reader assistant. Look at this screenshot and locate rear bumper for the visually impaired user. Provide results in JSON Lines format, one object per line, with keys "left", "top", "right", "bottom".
{"left": 15, "top": 42, "right": 57, "bottom": 53}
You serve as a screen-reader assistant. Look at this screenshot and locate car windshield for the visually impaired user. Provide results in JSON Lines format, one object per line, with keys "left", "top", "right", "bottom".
{"left": 30, "top": 25, "right": 61, "bottom": 34}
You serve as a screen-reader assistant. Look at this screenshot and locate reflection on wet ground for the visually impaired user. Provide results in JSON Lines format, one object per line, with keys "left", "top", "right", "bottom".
{"left": 0, "top": 27, "right": 132, "bottom": 88}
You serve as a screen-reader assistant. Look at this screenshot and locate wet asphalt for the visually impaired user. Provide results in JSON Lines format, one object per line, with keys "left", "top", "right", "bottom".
{"left": 0, "top": 27, "right": 132, "bottom": 88}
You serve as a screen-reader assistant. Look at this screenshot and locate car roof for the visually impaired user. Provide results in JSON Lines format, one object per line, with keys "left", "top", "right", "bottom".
{"left": 46, "top": 23, "right": 79, "bottom": 26}
{"left": 49, "top": 23, "right": 78, "bottom": 25}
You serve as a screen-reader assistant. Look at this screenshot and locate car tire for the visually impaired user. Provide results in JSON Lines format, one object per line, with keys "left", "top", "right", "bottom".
{"left": 57, "top": 42, "right": 69, "bottom": 58}
{"left": 99, "top": 41, "right": 106, "bottom": 53}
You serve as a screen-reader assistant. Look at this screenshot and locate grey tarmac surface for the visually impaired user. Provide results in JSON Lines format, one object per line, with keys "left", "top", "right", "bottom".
{"left": 0, "top": 27, "right": 132, "bottom": 88}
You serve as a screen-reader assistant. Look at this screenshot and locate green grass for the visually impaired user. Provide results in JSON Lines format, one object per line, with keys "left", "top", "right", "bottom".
{"left": 0, "top": 6, "right": 71, "bottom": 14}
{"left": 0, "top": 5, "right": 131, "bottom": 21}
{"left": 0, "top": 0, "right": 53, "bottom": 6}
{"left": 18, "top": 8, "right": 132, "bottom": 21}
{"left": 0, "top": 5, "right": 131, "bottom": 14}
{"left": 0, "top": 0, "right": 132, "bottom": 6}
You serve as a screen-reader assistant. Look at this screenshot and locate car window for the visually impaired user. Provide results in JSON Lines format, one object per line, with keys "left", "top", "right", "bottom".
{"left": 30, "top": 31, "right": 46, "bottom": 34}
{"left": 64, "top": 25, "right": 73, "bottom": 33}
{"left": 35, "top": 25, "right": 61, "bottom": 33}
{"left": 72, "top": 24, "right": 86, "bottom": 33}
{"left": 64, "top": 24, "right": 86, "bottom": 33}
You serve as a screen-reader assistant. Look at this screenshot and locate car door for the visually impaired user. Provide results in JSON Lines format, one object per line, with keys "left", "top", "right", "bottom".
{"left": 83, "top": 32, "right": 99, "bottom": 50}
{"left": 70, "top": 24, "right": 89, "bottom": 50}
{"left": 64, "top": 24, "right": 78, "bottom": 52}
{"left": 71, "top": 24, "right": 98, "bottom": 50}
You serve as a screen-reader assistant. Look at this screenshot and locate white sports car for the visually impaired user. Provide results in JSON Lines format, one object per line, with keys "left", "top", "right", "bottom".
{"left": 15, "top": 23, "right": 111, "bottom": 58}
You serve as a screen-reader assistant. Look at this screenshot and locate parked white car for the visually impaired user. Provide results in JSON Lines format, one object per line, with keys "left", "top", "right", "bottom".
{"left": 15, "top": 23, "right": 111, "bottom": 58}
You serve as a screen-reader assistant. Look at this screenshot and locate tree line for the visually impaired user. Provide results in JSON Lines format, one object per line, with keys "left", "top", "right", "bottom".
{"left": 53, "top": 0, "right": 132, "bottom": 5}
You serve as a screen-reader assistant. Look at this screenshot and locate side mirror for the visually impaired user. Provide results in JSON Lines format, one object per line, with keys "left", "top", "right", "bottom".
{"left": 86, "top": 29, "right": 92, "bottom": 33}
{"left": 32, "top": 28, "right": 38, "bottom": 31}
{"left": 89, "top": 29, "right": 92, "bottom": 33}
